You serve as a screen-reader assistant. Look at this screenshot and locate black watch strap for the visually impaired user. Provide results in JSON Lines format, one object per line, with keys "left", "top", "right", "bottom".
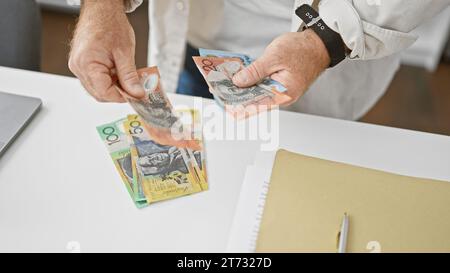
{"left": 295, "top": 4, "right": 346, "bottom": 67}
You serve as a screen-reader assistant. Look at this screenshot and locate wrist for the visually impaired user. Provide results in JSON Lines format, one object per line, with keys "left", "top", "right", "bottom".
{"left": 79, "top": 0, "right": 128, "bottom": 28}
{"left": 302, "top": 28, "right": 331, "bottom": 71}
{"left": 81, "top": 0, "right": 126, "bottom": 19}
{"left": 82, "top": 0, "right": 125, "bottom": 9}
{"left": 74, "top": 0, "right": 132, "bottom": 49}
{"left": 295, "top": 4, "right": 347, "bottom": 67}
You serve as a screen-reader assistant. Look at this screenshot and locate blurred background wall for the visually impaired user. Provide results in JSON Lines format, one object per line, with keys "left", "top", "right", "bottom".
{"left": 23, "top": 1, "right": 450, "bottom": 136}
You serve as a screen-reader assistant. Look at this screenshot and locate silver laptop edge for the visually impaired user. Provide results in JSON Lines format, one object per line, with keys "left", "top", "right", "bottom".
{"left": 0, "top": 92, "right": 42, "bottom": 157}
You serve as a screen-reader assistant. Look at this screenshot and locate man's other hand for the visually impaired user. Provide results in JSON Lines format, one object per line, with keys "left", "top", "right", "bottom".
{"left": 232, "top": 29, "right": 331, "bottom": 105}
{"left": 68, "top": 0, "right": 144, "bottom": 103}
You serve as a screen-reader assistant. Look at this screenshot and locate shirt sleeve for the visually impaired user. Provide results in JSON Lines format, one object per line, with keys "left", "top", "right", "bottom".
{"left": 317, "top": 0, "right": 450, "bottom": 60}
{"left": 67, "top": 0, "right": 143, "bottom": 13}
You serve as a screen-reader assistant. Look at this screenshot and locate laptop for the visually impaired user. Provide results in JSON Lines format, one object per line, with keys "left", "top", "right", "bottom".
{"left": 0, "top": 91, "right": 42, "bottom": 157}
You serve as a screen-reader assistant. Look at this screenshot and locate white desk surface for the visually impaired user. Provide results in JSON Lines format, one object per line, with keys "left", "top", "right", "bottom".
{"left": 0, "top": 66, "right": 449, "bottom": 252}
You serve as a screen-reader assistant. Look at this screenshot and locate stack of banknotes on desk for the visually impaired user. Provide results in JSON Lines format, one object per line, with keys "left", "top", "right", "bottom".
{"left": 97, "top": 67, "right": 207, "bottom": 208}
{"left": 193, "top": 49, "right": 290, "bottom": 119}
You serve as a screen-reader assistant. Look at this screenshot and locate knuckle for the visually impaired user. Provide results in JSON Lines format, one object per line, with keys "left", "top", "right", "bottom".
{"left": 76, "top": 51, "right": 98, "bottom": 70}
{"left": 120, "top": 69, "right": 138, "bottom": 83}
{"left": 68, "top": 55, "right": 80, "bottom": 74}
{"left": 103, "top": 87, "right": 118, "bottom": 97}
{"left": 113, "top": 47, "right": 133, "bottom": 58}
{"left": 95, "top": 98, "right": 107, "bottom": 103}
{"left": 78, "top": 55, "right": 90, "bottom": 69}
{"left": 95, "top": 86, "right": 120, "bottom": 103}
{"left": 82, "top": 85, "right": 104, "bottom": 102}
{"left": 247, "top": 63, "right": 264, "bottom": 80}
{"left": 85, "top": 62, "right": 103, "bottom": 74}
{"left": 68, "top": 58, "right": 76, "bottom": 73}
{"left": 92, "top": 92, "right": 107, "bottom": 102}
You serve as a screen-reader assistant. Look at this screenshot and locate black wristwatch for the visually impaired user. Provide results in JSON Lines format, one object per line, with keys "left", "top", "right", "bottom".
{"left": 295, "top": 4, "right": 347, "bottom": 67}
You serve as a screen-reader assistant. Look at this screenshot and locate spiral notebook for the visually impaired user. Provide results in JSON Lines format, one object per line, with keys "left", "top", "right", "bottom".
{"left": 228, "top": 149, "right": 450, "bottom": 253}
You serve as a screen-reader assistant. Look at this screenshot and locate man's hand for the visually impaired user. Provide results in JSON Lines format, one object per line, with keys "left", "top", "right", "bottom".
{"left": 68, "top": 0, "right": 144, "bottom": 103}
{"left": 232, "top": 29, "right": 331, "bottom": 105}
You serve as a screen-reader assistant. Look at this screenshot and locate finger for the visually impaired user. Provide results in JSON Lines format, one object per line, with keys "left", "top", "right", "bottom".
{"left": 78, "top": 76, "right": 107, "bottom": 102}
{"left": 86, "top": 64, "right": 126, "bottom": 103}
{"left": 69, "top": 51, "right": 124, "bottom": 103}
{"left": 69, "top": 58, "right": 93, "bottom": 94}
{"left": 110, "top": 73, "right": 136, "bottom": 101}
{"left": 270, "top": 71, "right": 301, "bottom": 106}
{"left": 232, "top": 53, "right": 278, "bottom": 88}
{"left": 102, "top": 86, "right": 127, "bottom": 103}
{"left": 114, "top": 50, "right": 145, "bottom": 99}
{"left": 71, "top": 68, "right": 108, "bottom": 102}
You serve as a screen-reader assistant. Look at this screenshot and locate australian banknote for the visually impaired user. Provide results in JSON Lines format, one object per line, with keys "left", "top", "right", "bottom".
{"left": 124, "top": 115, "right": 149, "bottom": 204}
{"left": 96, "top": 119, "right": 149, "bottom": 208}
{"left": 127, "top": 67, "right": 200, "bottom": 150}
{"left": 128, "top": 67, "right": 179, "bottom": 129}
{"left": 193, "top": 56, "right": 291, "bottom": 118}
{"left": 199, "top": 48, "right": 287, "bottom": 93}
{"left": 123, "top": 116, "right": 207, "bottom": 203}
{"left": 175, "top": 109, "right": 208, "bottom": 186}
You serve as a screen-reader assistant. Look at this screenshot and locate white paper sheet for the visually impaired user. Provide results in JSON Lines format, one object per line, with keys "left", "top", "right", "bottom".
{"left": 227, "top": 151, "right": 277, "bottom": 252}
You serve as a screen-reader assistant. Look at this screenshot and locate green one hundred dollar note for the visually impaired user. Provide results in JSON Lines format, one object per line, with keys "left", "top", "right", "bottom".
{"left": 96, "top": 119, "right": 148, "bottom": 208}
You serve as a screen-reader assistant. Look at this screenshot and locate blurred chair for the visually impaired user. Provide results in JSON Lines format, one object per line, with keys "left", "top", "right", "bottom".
{"left": 0, "top": 0, "right": 41, "bottom": 71}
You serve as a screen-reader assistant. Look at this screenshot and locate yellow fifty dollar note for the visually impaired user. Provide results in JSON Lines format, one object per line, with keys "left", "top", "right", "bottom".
{"left": 124, "top": 115, "right": 205, "bottom": 204}
{"left": 174, "top": 109, "right": 208, "bottom": 190}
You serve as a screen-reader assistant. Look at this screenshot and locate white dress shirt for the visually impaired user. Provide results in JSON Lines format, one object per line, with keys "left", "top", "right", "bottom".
{"left": 187, "top": 0, "right": 294, "bottom": 58}
{"left": 69, "top": 0, "right": 449, "bottom": 120}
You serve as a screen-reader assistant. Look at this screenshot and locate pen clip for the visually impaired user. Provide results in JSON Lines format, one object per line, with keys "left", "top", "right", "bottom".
{"left": 336, "top": 212, "right": 348, "bottom": 253}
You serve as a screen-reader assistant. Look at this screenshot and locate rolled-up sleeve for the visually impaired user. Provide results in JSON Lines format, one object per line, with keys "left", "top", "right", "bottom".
{"left": 67, "top": 0, "right": 143, "bottom": 13}
{"left": 318, "top": 0, "right": 450, "bottom": 60}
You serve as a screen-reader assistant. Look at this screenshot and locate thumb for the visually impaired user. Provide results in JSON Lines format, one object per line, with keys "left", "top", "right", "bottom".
{"left": 232, "top": 54, "right": 272, "bottom": 87}
{"left": 114, "top": 51, "right": 145, "bottom": 98}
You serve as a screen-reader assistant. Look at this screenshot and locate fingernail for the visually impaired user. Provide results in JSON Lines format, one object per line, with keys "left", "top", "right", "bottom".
{"left": 130, "top": 83, "right": 145, "bottom": 97}
{"left": 233, "top": 71, "right": 248, "bottom": 86}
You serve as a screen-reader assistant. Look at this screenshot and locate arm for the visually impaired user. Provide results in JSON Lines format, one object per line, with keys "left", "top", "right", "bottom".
{"left": 318, "top": 0, "right": 450, "bottom": 60}
{"left": 233, "top": 0, "right": 449, "bottom": 104}
{"left": 68, "top": 0, "right": 145, "bottom": 102}
{"left": 67, "top": 0, "right": 143, "bottom": 13}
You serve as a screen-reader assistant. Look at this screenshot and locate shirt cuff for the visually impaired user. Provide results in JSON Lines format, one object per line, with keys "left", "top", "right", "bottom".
{"left": 67, "top": 0, "right": 143, "bottom": 13}
{"left": 318, "top": 0, "right": 417, "bottom": 60}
